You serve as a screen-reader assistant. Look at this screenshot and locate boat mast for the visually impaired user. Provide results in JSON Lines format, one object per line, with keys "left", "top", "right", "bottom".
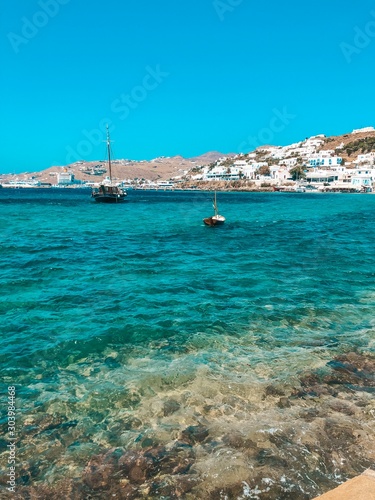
{"left": 106, "top": 125, "right": 112, "bottom": 182}
{"left": 213, "top": 191, "right": 218, "bottom": 216}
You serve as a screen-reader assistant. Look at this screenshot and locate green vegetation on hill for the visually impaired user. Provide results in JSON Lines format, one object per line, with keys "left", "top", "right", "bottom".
{"left": 342, "top": 137, "right": 375, "bottom": 156}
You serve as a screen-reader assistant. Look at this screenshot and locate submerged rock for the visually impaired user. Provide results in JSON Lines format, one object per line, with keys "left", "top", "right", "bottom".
{"left": 255, "top": 447, "right": 289, "bottom": 468}
{"left": 222, "top": 432, "right": 257, "bottom": 451}
{"left": 327, "top": 399, "right": 356, "bottom": 416}
{"left": 277, "top": 396, "right": 290, "bottom": 408}
{"left": 264, "top": 384, "right": 286, "bottom": 397}
{"left": 163, "top": 398, "right": 181, "bottom": 416}
{"left": 325, "top": 353, "right": 375, "bottom": 387}
{"left": 118, "top": 449, "right": 154, "bottom": 483}
{"left": 180, "top": 424, "right": 209, "bottom": 444}
{"left": 78, "top": 441, "right": 197, "bottom": 496}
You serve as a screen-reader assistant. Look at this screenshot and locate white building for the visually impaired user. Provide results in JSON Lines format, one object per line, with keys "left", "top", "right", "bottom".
{"left": 270, "top": 166, "right": 290, "bottom": 183}
{"left": 352, "top": 127, "right": 375, "bottom": 134}
{"left": 351, "top": 168, "right": 374, "bottom": 191}
{"left": 354, "top": 153, "right": 375, "bottom": 165}
{"left": 279, "top": 158, "right": 298, "bottom": 167}
{"left": 157, "top": 180, "right": 175, "bottom": 189}
{"left": 308, "top": 153, "right": 342, "bottom": 168}
{"left": 204, "top": 166, "right": 240, "bottom": 181}
{"left": 233, "top": 160, "right": 248, "bottom": 169}
{"left": 305, "top": 170, "right": 339, "bottom": 183}
{"left": 57, "top": 172, "right": 75, "bottom": 185}
{"left": 330, "top": 165, "right": 349, "bottom": 181}
{"left": 303, "top": 137, "right": 325, "bottom": 149}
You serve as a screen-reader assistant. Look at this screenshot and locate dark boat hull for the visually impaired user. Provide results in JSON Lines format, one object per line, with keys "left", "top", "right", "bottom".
{"left": 91, "top": 185, "right": 127, "bottom": 203}
{"left": 92, "top": 193, "right": 127, "bottom": 203}
{"left": 203, "top": 216, "right": 225, "bottom": 226}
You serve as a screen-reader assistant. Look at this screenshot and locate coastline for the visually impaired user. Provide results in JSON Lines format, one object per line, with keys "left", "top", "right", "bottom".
{"left": 0, "top": 184, "right": 373, "bottom": 194}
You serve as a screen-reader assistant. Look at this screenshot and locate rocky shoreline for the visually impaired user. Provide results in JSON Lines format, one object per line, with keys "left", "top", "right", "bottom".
{"left": 3, "top": 351, "right": 374, "bottom": 499}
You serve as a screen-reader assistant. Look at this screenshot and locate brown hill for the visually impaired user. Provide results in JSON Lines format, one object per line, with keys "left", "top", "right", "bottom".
{"left": 188, "top": 151, "right": 235, "bottom": 164}
{"left": 321, "top": 130, "right": 375, "bottom": 162}
{"left": 17, "top": 152, "right": 232, "bottom": 184}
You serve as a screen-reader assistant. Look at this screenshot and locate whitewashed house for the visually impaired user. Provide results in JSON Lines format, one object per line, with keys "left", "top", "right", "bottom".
{"left": 233, "top": 160, "right": 248, "bottom": 169}
{"left": 270, "top": 166, "right": 290, "bottom": 183}
{"left": 330, "top": 165, "right": 349, "bottom": 181}
{"left": 351, "top": 168, "right": 374, "bottom": 191}
{"left": 305, "top": 169, "right": 339, "bottom": 184}
{"left": 279, "top": 157, "right": 298, "bottom": 167}
{"left": 352, "top": 127, "right": 375, "bottom": 134}
{"left": 351, "top": 174, "right": 372, "bottom": 190}
{"left": 57, "top": 172, "right": 75, "bottom": 185}
{"left": 303, "top": 137, "right": 325, "bottom": 149}
{"left": 354, "top": 153, "right": 375, "bottom": 165}
{"left": 204, "top": 166, "right": 241, "bottom": 181}
{"left": 308, "top": 153, "right": 342, "bottom": 168}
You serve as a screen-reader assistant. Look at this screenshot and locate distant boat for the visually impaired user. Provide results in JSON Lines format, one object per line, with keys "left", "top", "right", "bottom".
{"left": 203, "top": 191, "right": 226, "bottom": 226}
{"left": 91, "top": 126, "right": 127, "bottom": 203}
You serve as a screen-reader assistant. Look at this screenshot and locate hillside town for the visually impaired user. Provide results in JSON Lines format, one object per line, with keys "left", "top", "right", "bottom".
{"left": 186, "top": 127, "right": 375, "bottom": 193}
{"left": 2, "top": 127, "right": 375, "bottom": 192}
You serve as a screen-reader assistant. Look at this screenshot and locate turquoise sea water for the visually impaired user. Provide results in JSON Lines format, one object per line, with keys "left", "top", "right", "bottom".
{"left": 1, "top": 188, "right": 375, "bottom": 499}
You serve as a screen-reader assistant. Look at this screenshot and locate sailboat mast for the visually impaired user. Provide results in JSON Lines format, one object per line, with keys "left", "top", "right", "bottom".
{"left": 106, "top": 125, "right": 112, "bottom": 181}
{"left": 214, "top": 191, "right": 218, "bottom": 216}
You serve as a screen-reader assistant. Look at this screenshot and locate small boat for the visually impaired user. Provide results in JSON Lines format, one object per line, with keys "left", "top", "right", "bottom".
{"left": 91, "top": 126, "right": 127, "bottom": 203}
{"left": 203, "top": 191, "right": 226, "bottom": 226}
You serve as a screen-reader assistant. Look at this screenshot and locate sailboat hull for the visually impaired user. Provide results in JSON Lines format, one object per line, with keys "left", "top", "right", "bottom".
{"left": 91, "top": 186, "right": 127, "bottom": 203}
{"left": 92, "top": 194, "right": 127, "bottom": 203}
{"left": 203, "top": 215, "right": 226, "bottom": 226}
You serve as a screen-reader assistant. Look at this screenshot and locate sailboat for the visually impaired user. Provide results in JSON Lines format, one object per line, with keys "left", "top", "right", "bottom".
{"left": 91, "top": 126, "right": 127, "bottom": 203}
{"left": 203, "top": 191, "right": 226, "bottom": 226}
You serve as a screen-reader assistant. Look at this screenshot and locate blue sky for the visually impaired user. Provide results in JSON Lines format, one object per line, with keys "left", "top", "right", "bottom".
{"left": 2, "top": 0, "right": 375, "bottom": 173}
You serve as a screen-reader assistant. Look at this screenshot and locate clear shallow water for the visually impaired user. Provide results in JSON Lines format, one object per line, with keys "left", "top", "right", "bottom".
{"left": 0, "top": 188, "right": 374, "bottom": 498}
